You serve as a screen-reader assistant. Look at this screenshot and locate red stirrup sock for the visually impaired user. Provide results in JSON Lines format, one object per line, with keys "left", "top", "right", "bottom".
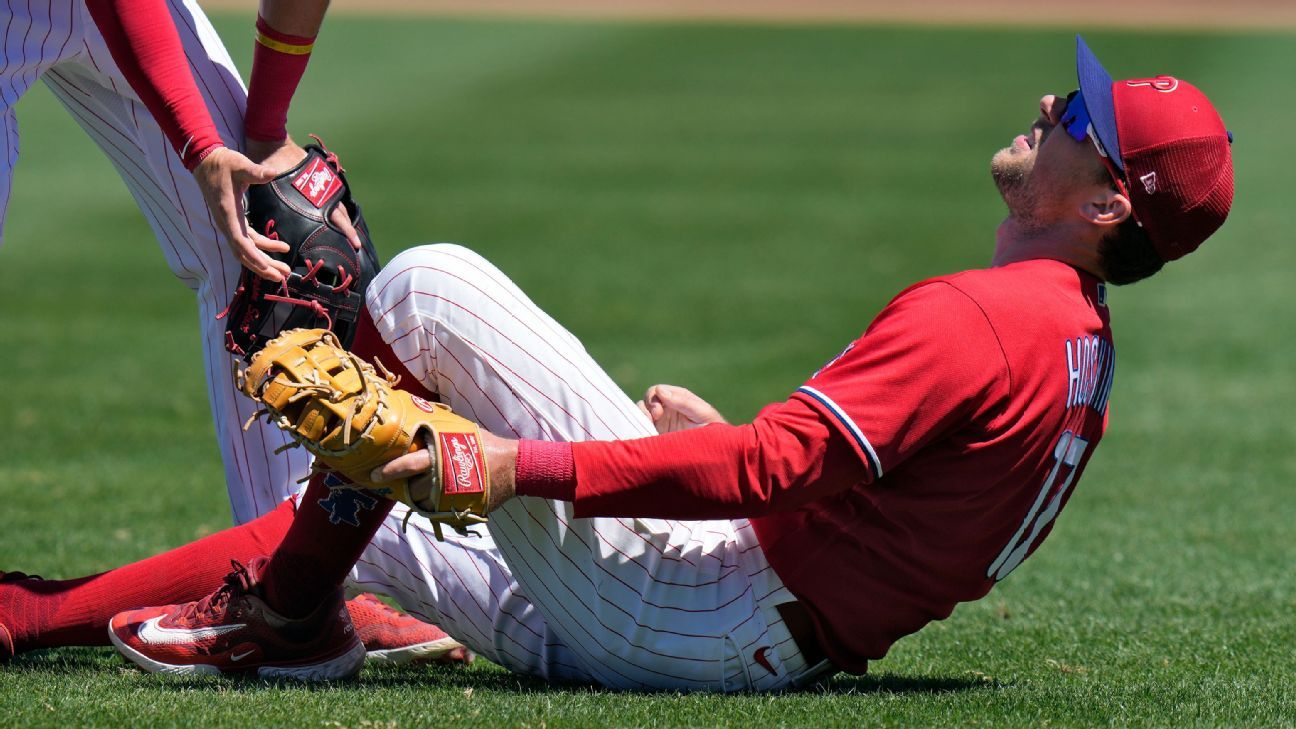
{"left": 0, "top": 499, "right": 295, "bottom": 652}
{"left": 245, "top": 15, "right": 316, "bottom": 142}
{"left": 260, "top": 310, "right": 431, "bottom": 618}
{"left": 260, "top": 472, "right": 395, "bottom": 619}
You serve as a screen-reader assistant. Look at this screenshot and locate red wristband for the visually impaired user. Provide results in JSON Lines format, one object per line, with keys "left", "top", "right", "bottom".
{"left": 515, "top": 440, "right": 577, "bottom": 501}
{"left": 245, "top": 16, "right": 316, "bottom": 142}
{"left": 183, "top": 140, "right": 224, "bottom": 171}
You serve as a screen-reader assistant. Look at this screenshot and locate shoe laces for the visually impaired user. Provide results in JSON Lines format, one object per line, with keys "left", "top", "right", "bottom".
{"left": 178, "top": 560, "right": 256, "bottom": 623}
{"left": 352, "top": 593, "right": 408, "bottom": 624}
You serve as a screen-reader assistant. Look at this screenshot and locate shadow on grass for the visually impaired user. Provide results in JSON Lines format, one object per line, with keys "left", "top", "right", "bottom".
{"left": 7, "top": 648, "right": 995, "bottom": 697}
{"left": 2, "top": 647, "right": 121, "bottom": 673}
{"left": 114, "top": 664, "right": 995, "bottom": 697}
{"left": 816, "top": 672, "right": 1000, "bottom": 695}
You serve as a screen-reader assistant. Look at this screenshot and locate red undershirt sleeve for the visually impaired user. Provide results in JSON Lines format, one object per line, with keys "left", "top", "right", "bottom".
{"left": 516, "top": 396, "right": 869, "bottom": 520}
{"left": 84, "top": 0, "right": 224, "bottom": 170}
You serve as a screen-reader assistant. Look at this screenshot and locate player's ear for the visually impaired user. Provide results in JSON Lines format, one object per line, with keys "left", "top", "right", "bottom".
{"left": 1079, "top": 186, "right": 1132, "bottom": 231}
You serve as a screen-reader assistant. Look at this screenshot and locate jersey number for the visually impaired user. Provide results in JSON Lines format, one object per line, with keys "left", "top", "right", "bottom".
{"left": 986, "top": 430, "right": 1089, "bottom": 582}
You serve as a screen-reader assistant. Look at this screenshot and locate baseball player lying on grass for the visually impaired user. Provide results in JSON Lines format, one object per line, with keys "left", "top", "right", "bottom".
{"left": 1, "top": 37, "right": 1233, "bottom": 690}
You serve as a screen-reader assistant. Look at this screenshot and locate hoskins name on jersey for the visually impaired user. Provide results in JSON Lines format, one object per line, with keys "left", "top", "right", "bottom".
{"left": 1065, "top": 334, "right": 1115, "bottom": 414}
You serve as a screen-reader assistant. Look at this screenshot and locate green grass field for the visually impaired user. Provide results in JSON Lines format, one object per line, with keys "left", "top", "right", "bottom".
{"left": 1, "top": 14, "right": 1294, "bottom": 728}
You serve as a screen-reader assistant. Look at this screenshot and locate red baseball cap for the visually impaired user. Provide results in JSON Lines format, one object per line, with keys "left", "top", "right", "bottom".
{"left": 1074, "top": 35, "right": 1234, "bottom": 261}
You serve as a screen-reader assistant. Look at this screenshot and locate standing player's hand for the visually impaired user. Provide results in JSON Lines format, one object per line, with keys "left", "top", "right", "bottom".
{"left": 637, "top": 385, "right": 727, "bottom": 434}
{"left": 246, "top": 137, "right": 364, "bottom": 252}
{"left": 193, "top": 147, "right": 290, "bottom": 282}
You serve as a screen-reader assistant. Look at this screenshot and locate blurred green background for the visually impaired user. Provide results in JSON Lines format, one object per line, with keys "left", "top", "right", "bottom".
{"left": 0, "top": 14, "right": 1293, "bottom": 728}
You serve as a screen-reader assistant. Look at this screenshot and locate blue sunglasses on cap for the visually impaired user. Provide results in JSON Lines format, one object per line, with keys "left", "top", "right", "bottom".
{"left": 1059, "top": 88, "right": 1141, "bottom": 224}
{"left": 1060, "top": 89, "right": 1112, "bottom": 160}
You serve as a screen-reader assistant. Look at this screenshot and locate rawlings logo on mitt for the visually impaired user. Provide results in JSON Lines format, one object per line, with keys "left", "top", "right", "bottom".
{"left": 221, "top": 138, "right": 382, "bottom": 361}
{"left": 238, "top": 328, "right": 491, "bottom": 539}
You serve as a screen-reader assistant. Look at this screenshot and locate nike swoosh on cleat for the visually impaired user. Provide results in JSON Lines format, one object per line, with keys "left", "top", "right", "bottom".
{"left": 136, "top": 616, "right": 247, "bottom": 645}
{"left": 229, "top": 649, "right": 255, "bottom": 662}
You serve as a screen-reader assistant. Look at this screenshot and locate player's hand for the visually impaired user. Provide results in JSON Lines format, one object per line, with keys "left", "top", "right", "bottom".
{"left": 193, "top": 147, "right": 291, "bottom": 282}
{"left": 637, "top": 385, "right": 727, "bottom": 434}
{"left": 246, "top": 137, "right": 364, "bottom": 252}
{"left": 370, "top": 429, "right": 518, "bottom": 512}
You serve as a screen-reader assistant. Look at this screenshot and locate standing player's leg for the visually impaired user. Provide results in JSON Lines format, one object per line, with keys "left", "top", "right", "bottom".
{"left": 350, "top": 244, "right": 825, "bottom": 690}
{"left": 0, "top": 0, "right": 86, "bottom": 244}
{"left": 0, "top": 107, "right": 16, "bottom": 244}
{"left": 40, "top": 0, "right": 310, "bottom": 524}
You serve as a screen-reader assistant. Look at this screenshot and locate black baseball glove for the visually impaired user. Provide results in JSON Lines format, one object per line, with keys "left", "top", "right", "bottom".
{"left": 221, "top": 138, "right": 382, "bottom": 360}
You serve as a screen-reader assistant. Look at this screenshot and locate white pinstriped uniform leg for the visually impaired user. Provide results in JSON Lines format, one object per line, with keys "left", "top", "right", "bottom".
{"left": 0, "top": 0, "right": 311, "bottom": 524}
{"left": 348, "top": 244, "right": 830, "bottom": 691}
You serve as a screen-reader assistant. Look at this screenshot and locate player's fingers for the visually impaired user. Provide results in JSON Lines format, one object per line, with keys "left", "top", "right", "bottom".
{"left": 251, "top": 228, "right": 291, "bottom": 254}
{"left": 330, "top": 205, "right": 363, "bottom": 250}
{"left": 370, "top": 449, "right": 433, "bottom": 483}
{"left": 217, "top": 200, "right": 283, "bottom": 282}
{"left": 236, "top": 242, "right": 286, "bottom": 282}
{"left": 653, "top": 384, "right": 693, "bottom": 406}
{"left": 637, "top": 400, "right": 651, "bottom": 419}
{"left": 232, "top": 236, "right": 284, "bottom": 281}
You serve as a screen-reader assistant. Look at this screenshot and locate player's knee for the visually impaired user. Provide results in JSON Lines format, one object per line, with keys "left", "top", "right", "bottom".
{"left": 371, "top": 243, "right": 502, "bottom": 305}
{"left": 385, "top": 243, "right": 486, "bottom": 275}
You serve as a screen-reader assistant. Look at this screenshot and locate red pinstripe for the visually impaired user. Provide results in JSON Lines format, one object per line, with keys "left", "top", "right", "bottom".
{"left": 17, "top": 0, "right": 32, "bottom": 92}
{"left": 49, "top": 0, "right": 75, "bottom": 64}
{"left": 353, "top": 542, "right": 493, "bottom": 649}
{"left": 491, "top": 511, "right": 654, "bottom": 687}
{"left": 427, "top": 328, "right": 533, "bottom": 437}
{"left": 379, "top": 261, "right": 637, "bottom": 432}
{"left": 34, "top": 0, "right": 51, "bottom": 74}
{"left": 520, "top": 505, "right": 752, "bottom": 625}
{"left": 3, "top": 1, "right": 17, "bottom": 104}
{"left": 163, "top": 0, "right": 238, "bottom": 140}
{"left": 375, "top": 260, "right": 644, "bottom": 434}
{"left": 43, "top": 74, "right": 201, "bottom": 287}
{"left": 361, "top": 519, "right": 574, "bottom": 667}
{"left": 492, "top": 508, "right": 708, "bottom": 686}
{"left": 387, "top": 290, "right": 599, "bottom": 438}
{"left": 44, "top": 70, "right": 206, "bottom": 256}
{"left": 535, "top": 501, "right": 740, "bottom": 592}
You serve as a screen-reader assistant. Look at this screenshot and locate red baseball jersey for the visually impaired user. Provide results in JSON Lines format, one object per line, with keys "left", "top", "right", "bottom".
{"left": 558, "top": 258, "right": 1115, "bottom": 673}
{"left": 753, "top": 258, "right": 1114, "bottom": 671}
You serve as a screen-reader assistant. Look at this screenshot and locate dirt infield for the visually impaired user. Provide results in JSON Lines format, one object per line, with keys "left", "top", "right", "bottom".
{"left": 202, "top": 0, "right": 1296, "bottom": 31}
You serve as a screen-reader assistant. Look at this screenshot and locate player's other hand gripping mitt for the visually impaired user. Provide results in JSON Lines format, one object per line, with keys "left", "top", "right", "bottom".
{"left": 238, "top": 328, "right": 491, "bottom": 539}
{"left": 222, "top": 138, "right": 381, "bottom": 360}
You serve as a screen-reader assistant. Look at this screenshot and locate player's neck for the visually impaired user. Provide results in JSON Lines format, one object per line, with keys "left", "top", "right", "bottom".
{"left": 992, "top": 216, "right": 1105, "bottom": 279}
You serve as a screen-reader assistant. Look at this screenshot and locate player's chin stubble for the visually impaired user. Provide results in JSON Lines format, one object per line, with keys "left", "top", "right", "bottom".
{"left": 991, "top": 148, "right": 1046, "bottom": 231}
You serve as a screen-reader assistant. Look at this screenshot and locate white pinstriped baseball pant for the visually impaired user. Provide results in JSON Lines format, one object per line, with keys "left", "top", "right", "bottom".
{"left": 343, "top": 244, "right": 833, "bottom": 691}
{"left": 0, "top": 0, "right": 311, "bottom": 525}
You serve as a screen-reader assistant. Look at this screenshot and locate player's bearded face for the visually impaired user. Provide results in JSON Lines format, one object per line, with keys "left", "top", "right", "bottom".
{"left": 990, "top": 95, "right": 1073, "bottom": 230}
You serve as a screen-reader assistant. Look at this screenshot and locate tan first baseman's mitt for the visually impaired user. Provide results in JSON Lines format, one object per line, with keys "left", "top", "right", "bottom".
{"left": 238, "top": 327, "right": 491, "bottom": 539}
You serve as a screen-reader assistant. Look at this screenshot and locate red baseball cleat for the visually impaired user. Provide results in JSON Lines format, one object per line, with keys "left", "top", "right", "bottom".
{"left": 108, "top": 557, "right": 365, "bottom": 680}
{"left": 347, "top": 593, "right": 471, "bottom": 666}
